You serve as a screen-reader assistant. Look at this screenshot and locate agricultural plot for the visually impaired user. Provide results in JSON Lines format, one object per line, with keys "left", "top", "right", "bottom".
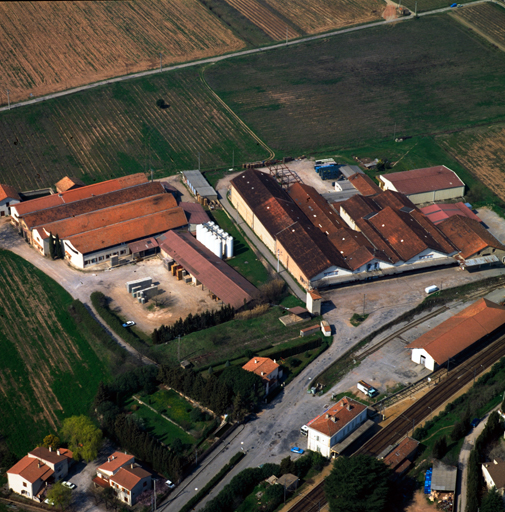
{"left": 451, "top": 2, "right": 505, "bottom": 52}
{"left": 0, "top": 0, "right": 244, "bottom": 104}
{"left": 400, "top": 0, "right": 478, "bottom": 12}
{"left": 205, "top": 14, "right": 505, "bottom": 156}
{"left": 0, "top": 250, "right": 110, "bottom": 456}
{"left": 0, "top": 69, "right": 269, "bottom": 191}
{"left": 263, "top": 0, "right": 384, "bottom": 33}
{"left": 437, "top": 125, "right": 505, "bottom": 203}
{"left": 223, "top": 0, "right": 300, "bottom": 40}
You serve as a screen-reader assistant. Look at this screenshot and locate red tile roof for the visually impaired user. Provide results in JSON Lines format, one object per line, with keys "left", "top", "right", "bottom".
{"left": 14, "top": 173, "right": 147, "bottom": 216}
{"left": 98, "top": 452, "right": 135, "bottom": 475}
{"left": 379, "top": 166, "right": 465, "bottom": 195}
{"left": 308, "top": 397, "right": 366, "bottom": 437}
{"left": 420, "top": 202, "right": 481, "bottom": 225}
{"left": 340, "top": 194, "right": 379, "bottom": 222}
{"left": 158, "top": 230, "right": 258, "bottom": 309}
{"left": 65, "top": 207, "right": 187, "bottom": 255}
{"left": 55, "top": 176, "right": 85, "bottom": 193}
{"left": 22, "top": 182, "right": 164, "bottom": 229}
{"left": 180, "top": 202, "right": 211, "bottom": 225}
{"left": 0, "top": 184, "right": 20, "bottom": 202}
{"left": 348, "top": 173, "right": 382, "bottom": 196}
{"left": 128, "top": 237, "right": 159, "bottom": 254}
{"left": 8, "top": 456, "right": 53, "bottom": 483}
{"left": 407, "top": 298, "right": 505, "bottom": 365}
{"left": 29, "top": 447, "right": 69, "bottom": 464}
{"left": 111, "top": 466, "right": 151, "bottom": 490}
{"left": 438, "top": 215, "right": 505, "bottom": 259}
{"left": 383, "top": 437, "right": 419, "bottom": 471}
{"left": 242, "top": 357, "right": 279, "bottom": 380}
{"left": 328, "top": 227, "right": 383, "bottom": 269}
{"left": 289, "top": 182, "right": 344, "bottom": 234}
{"left": 41, "top": 193, "right": 176, "bottom": 239}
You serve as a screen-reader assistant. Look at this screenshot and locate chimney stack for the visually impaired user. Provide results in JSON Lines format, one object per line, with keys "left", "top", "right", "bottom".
{"left": 254, "top": 359, "right": 258, "bottom": 364}
{"left": 57, "top": 449, "right": 61, "bottom": 456}
{"left": 332, "top": 416, "right": 338, "bottom": 423}
{"left": 49, "top": 446, "right": 52, "bottom": 452}
{"left": 325, "top": 413, "right": 330, "bottom": 419}
{"left": 131, "top": 464, "right": 134, "bottom": 469}
{"left": 38, "top": 462, "right": 41, "bottom": 468}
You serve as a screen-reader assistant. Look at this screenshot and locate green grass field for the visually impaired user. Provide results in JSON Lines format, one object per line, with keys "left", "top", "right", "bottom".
{"left": 205, "top": 14, "right": 505, "bottom": 156}
{"left": 151, "top": 307, "right": 321, "bottom": 368}
{"left": 209, "top": 209, "right": 271, "bottom": 286}
{"left": 0, "top": 68, "right": 269, "bottom": 191}
{"left": 0, "top": 250, "right": 111, "bottom": 457}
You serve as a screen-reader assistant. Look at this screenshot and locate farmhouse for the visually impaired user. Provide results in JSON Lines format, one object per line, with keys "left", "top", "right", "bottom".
{"left": 158, "top": 230, "right": 258, "bottom": 310}
{"left": 242, "top": 357, "right": 281, "bottom": 395}
{"left": 406, "top": 298, "right": 505, "bottom": 371}
{"left": 7, "top": 447, "right": 73, "bottom": 502}
{"left": 305, "top": 397, "right": 367, "bottom": 458}
{"left": 94, "top": 452, "right": 135, "bottom": 484}
{"left": 378, "top": 166, "right": 465, "bottom": 204}
{"left": 0, "top": 183, "right": 20, "bottom": 217}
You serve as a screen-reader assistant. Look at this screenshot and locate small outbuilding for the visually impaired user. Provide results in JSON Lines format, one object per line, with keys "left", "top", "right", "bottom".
{"left": 0, "top": 184, "right": 20, "bottom": 217}
{"left": 181, "top": 170, "right": 218, "bottom": 203}
{"left": 378, "top": 166, "right": 465, "bottom": 204}
{"left": 430, "top": 461, "right": 457, "bottom": 504}
{"left": 276, "top": 473, "right": 299, "bottom": 492}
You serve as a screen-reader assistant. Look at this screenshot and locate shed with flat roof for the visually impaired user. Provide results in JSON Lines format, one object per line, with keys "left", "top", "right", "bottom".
{"left": 182, "top": 170, "right": 217, "bottom": 201}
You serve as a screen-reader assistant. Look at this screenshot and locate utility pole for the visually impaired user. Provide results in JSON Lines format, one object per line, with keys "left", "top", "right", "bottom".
{"left": 415, "top": 1, "right": 418, "bottom": 16}
{"left": 178, "top": 335, "right": 181, "bottom": 362}
{"left": 153, "top": 479, "right": 156, "bottom": 512}
{"left": 393, "top": 122, "right": 396, "bottom": 140}
{"left": 198, "top": 151, "right": 200, "bottom": 171}
{"left": 6, "top": 89, "right": 10, "bottom": 110}
{"left": 159, "top": 52, "right": 162, "bottom": 72}
{"left": 232, "top": 149, "right": 234, "bottom": 169}
{"left": 286, "top": 27, "right": 288, "bottom": 45}
{"left": 363, "top": 294, "right": 366, "bottom": 316}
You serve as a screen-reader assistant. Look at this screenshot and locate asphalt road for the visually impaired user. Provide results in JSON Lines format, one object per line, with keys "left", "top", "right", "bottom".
{"left": 0, "top": 1, "right": 492, "bottom": 114}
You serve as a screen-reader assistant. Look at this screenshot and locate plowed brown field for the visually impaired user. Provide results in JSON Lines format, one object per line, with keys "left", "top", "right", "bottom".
{"left": 452, "top": 2, "right": 505, "bottom": 52}
{"left": 224, "top": 0, "right": 299, "bottom": 40}
{"left": 263, "top": 0, "right": 384, "bottom": 34}
{"left": 0, "top": 0, "right": 244, "bottom": 104}
{"left": 438, "top": 126, "right": 505, "bottom": 202}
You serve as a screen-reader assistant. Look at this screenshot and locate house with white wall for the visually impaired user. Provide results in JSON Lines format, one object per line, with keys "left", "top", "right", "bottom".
{"left": 0, "top": 184, "right": 20, "bottom": 217}
{"left": 7, "top": 447, "right": 73, "bottom": 502}
{"left": 482, "top": 460, "right": 505, "bottom": 495}
{"left": 306, "top": 397, "right": 367, "bottom": 458}
{"left": 109, "top": 465, "right": 152, "bottom": 506}
{"left": 242, "top": 357, "right": 282, "bottom": 395}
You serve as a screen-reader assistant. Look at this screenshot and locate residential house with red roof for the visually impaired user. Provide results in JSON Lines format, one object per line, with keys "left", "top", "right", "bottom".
{"left": 7, "top": 446, "right": 73, "bottom": 502}
{"left": 0, "top": 184, "right": 20, "bottom": 217}
{"left": 242, "top": 357, "right": 282, "bottom": 395}
{"left": 305, "top": 397, "right": 367, "bottom": 457}
{"left": 378, "top": 166, "right": 465, "bottom": 204}
{"left": 406, "top": 298, "right": 505, "bottom": 370}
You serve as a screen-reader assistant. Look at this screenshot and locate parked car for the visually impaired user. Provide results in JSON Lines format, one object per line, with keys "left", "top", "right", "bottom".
{"left": 44, "top": 498, "right": 55, "bottom": 506}
{"left": 62, "top": 481, "right": 76, "bottom": 490}
{"left": 471, "top": 418, "right": 480, "bottom": 428}
{"left": 122, "top": 321, "right": 136, "bottom": 328}
{"left": 291, "top": 447, "right": 304, "bottom": 454}
{"left": 166, "top": 480, "right": 175, "bottom": 489}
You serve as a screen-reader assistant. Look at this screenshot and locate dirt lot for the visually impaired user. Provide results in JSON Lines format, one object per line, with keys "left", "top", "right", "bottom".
{"left": 405, "top": 491, "right": 439, "bottom": 512}
{"left": 477, "top": 206, "right": 505, "bottom": 243}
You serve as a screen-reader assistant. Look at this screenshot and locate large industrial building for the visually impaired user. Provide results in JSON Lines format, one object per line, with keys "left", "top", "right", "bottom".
{"left": 11, "top": 174, "right": 189, "bottom": 269}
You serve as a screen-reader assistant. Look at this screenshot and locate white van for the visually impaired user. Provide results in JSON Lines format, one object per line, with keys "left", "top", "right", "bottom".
{"left": 425, "top": 285, "right": 439, "bottom": 294}
{"left": 300, "top": 425, "right": 308, "bottom": 436}
{"left": 357, "top": 380, "right": 378, "bottom": 397}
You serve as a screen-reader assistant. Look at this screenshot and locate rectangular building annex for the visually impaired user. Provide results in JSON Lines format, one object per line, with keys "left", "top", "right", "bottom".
{"left": 378, "top": 166, "right": 465, "bottom": 204}
{"left": 158, "top": 230, "right": 258, "bottom": 310}
{"left": 407, "top": 298, "right": 505, "bottom": 370}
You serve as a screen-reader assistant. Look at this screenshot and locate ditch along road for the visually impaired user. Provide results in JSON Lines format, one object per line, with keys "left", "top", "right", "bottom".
{"left": 0, "top": 1, "right": 492, "bottom": 115}
{"left": 288, "top": 330, "right": 505, "bottom": 512}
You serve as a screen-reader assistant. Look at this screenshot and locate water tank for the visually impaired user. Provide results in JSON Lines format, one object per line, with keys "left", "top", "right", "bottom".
{"left": 226, "top": 236, "right": 234, "bottom": 258}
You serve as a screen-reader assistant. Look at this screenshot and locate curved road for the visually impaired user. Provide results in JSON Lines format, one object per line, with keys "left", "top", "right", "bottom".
{"left": 0, "top": 1, "right": 491, "bottom": 114}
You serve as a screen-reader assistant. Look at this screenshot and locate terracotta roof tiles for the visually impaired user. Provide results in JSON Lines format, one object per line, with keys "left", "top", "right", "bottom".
{"left": 420, "top": 202, "right": 481, "bottom": 225}
{"left": 348, "top": 173, "right": 382, "bottom": 196}
{"left": 111, "top": 466, "right": 151, "bottom": 490}
{"left": 7, "top": 456, "right": 53, "bottom": 484}
{"left": 242, "top": 357, "right": 279, "bottom": 380}
{"left": 0, "top": 184, "right": 20, "bottom": 202}
{"left": 55, "top": 176, "right": 85, "bottom": 193}
{"left": 98, "top": 452, "right": 135, "bottom": 475}
{"left": 308, "top": 397, "right": 366, "bottom": 437}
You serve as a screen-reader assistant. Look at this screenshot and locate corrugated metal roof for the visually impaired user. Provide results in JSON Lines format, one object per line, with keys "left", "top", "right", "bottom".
{"left": 431, "top": 461, "right": 457, "bottom": 491}
{"left": 182, "top": 170, "right": 217, "bottom": 198}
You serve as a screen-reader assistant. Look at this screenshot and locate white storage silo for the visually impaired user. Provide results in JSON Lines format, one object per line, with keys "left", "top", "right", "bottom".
{"left": 226, "top": 236, "right": 234, "bottom": 258}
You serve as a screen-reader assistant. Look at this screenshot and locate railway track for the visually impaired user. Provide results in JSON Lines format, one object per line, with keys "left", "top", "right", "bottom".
{"left": 288, "top": 481, "right": 326, "bottom": 512}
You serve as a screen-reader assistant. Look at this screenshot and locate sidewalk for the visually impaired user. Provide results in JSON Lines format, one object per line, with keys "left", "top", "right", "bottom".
{"left": 218, "top": 188, "right": 306, "bottom": 301}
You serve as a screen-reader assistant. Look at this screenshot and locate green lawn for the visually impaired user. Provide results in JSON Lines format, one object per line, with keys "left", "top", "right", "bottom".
{"left": 0, "top": 250, "right": 111, "bottom": 456}
{"left": 125, "top": 397, "right": 196, "bottom": 447}
{"left": 151, "top": 307, "right": 321, "bottom": 368}
{"left": 209, "top": 209, "right": 271, "bottom": 287}
{"left": 205, "top": 14, "right": 505, "bottom": 156}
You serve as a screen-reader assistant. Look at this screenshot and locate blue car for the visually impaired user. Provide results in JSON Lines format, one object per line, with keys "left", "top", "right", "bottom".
{"left": 471, "top": 418, "right": 480, "bottom": 428}
{"left": 291, "top": 447, "right": 304, "bottom": 454}
{"left": 122, "top": 321, "right": 136, "bottom": 328}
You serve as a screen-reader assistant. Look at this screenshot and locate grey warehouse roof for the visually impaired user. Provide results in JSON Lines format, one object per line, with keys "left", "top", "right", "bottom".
{"left": 182, "top": 170, "right": 217, "bottom": 199}
{"left": 431, "top": 461, "right": 457, "bottom": 492}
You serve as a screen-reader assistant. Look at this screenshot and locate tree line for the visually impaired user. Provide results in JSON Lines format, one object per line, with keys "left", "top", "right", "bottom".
{"left": 152, "top": 305, "right": 235, "bottom": 344}
{"left": 157, "top": 364, "right": 264, "bottom": 418}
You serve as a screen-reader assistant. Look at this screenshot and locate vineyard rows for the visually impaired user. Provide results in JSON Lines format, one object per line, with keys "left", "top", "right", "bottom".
{"left": 0, "top": 0, "right": 244, "bottom": 103}
{"left": 224, "top": 0, "right": 299, "bottom": 40}
{"left": 263, "top": 0, "right": 383, "bottom": 34}
{"left": 453, "top": 2, "right": 505, "bottom": 51}
{"left": 0, "top": 70, "right": 268, "bottom": 191}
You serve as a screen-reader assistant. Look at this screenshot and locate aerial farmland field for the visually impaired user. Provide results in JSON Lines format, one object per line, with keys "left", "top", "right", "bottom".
{"left": 0, "top": 69, "right": 270, "bottom": 191}
{"left": 451, "top": 2, "right": 505, "bottom": 52}
{"left": 0, "top": 250, "right": 111, "bottom": 456}
{"left": 0, "top": 0, "right": 244, "bottom": 104}
{"left": 205, "top": 14, "right": 505, "bottom": 156}
{"left": 263, "top": 0, "right": 384, "bottom": 33}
